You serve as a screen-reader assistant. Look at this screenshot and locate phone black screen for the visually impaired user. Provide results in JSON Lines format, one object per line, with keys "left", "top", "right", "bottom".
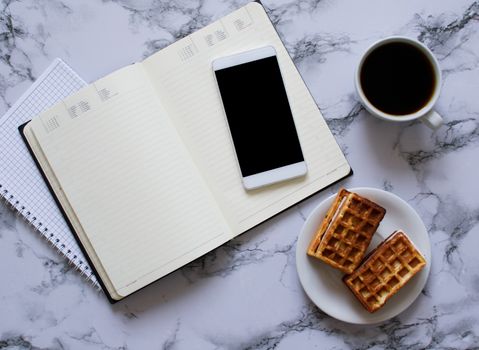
{"left": 215, "top": 55, "right": 304, "bottom": 177}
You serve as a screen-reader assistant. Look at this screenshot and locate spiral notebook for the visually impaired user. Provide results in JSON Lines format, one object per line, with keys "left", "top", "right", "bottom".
{"left": 23, "top": 3, "right": 351, "bottom": 302}
{"left": 0, "top": 59, "right": 99, "bottom": 287}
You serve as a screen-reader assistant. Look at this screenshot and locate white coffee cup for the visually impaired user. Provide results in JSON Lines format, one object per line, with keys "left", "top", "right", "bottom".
{"left": 355, "top": 36, "right": 443, "bottom": 129}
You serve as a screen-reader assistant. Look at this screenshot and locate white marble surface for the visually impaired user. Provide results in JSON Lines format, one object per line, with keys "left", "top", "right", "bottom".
{"left": 1, "top": 0, "right": 479, "bottom": 348}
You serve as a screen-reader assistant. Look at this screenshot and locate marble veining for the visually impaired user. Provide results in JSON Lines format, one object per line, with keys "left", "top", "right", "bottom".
{"left": 0, "top": 2, "right": 34, "bottom": 111}
{"left": 1, "top": 0, "right": 479, "bottom": 349}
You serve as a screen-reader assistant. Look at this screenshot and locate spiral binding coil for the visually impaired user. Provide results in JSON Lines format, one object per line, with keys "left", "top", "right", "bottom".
{"left": 0, "top": 183, "right": 101, "bottom": 290}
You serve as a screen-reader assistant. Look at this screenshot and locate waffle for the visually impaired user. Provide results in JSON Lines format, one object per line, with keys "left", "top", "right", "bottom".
{"left": 343, "top": 230, "right": 426, "bottom": 313}
{"left": 307, "top": 189, "right": 386, "bottom": 274}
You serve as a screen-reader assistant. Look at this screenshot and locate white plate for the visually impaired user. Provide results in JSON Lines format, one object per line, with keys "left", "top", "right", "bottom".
{"left": 296, "top": 187, "right": 431, "bottom": 324}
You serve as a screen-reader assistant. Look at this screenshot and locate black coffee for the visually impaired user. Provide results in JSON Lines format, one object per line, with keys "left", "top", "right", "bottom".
{"left": 360, "top": 42, "right": 436, "bottom": 115}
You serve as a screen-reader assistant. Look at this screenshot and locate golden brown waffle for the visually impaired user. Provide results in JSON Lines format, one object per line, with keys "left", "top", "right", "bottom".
{"left": 307, "top": 188, "right": 386, "bottom": 274}
{"left": 343, "top": 230, "right": 426, "bottom": 313}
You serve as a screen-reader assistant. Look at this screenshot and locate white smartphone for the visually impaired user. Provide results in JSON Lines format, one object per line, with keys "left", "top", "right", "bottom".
{"left": 213, "top": 46, "right": 307, "bottom": 190}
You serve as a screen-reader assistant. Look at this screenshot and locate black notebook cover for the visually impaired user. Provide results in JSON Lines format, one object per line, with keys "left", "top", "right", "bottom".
{"left": 18, "top": 2, "right": 352, "bottom": 303}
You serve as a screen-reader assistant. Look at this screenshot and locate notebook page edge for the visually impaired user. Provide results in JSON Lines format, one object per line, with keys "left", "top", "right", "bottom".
{"left": 22, "top": 121, "right": 121, "bottom": 300}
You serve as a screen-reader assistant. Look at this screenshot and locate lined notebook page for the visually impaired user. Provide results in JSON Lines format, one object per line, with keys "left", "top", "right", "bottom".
{"left": 143, "top": 3, "right": 350, "bottom": 234}
{"left": 28, "top": 64, "right": 231, "bottom": 298}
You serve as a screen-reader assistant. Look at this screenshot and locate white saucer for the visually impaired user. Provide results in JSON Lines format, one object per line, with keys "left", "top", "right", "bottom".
{"left": 296, "top": 187, "right": 431, "bottom": 324}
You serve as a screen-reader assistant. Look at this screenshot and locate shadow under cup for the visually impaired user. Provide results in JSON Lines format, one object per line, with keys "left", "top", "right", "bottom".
{"left": 356, "top": 37, "right": 442, "bottom": 128}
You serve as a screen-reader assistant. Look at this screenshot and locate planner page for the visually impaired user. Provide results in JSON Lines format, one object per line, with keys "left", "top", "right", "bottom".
{"left": 142, "top": 2, "right": 351, "bottom": 234}
{"left": 26, "top": 64, "right": 232, "bottom": 299}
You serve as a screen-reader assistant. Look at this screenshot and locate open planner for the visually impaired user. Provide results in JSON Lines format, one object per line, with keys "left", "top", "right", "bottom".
{"left": 22, "top": 2, "right": 351, "bottom": 301}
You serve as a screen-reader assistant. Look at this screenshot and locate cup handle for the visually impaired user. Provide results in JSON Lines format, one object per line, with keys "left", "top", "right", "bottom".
{"left": 420, "top": 110, "right": 443, "bottom": 130}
